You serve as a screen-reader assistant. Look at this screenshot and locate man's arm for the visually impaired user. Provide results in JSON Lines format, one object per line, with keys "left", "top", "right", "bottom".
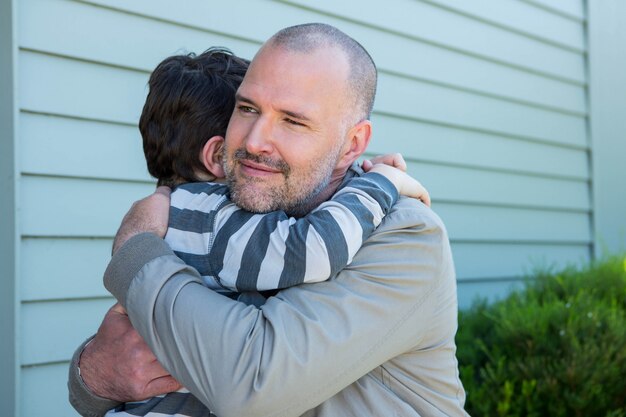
{"left": 68, "top": 336, "right": 120, "bottom": 417}
{"left": 67, "top": 304, "right": 182, "bottom": 417}
{"left": 103, "top": 199, "right": 453, "bottom": 417}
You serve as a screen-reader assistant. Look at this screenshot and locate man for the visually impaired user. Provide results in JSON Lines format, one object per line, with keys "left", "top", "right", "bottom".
{"left": 69, "top": 23, "right": 468, "bottom": 417}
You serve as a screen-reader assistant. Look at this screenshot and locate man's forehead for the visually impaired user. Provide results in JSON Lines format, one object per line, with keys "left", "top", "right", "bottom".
{"left": 237, "top": 44, "right": 349, "bottom": 114}
{"left": 247, "top": 43, "right": 349, "bottom": 85}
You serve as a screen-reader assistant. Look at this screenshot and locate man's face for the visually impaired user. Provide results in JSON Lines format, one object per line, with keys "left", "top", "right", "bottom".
{"left": 223, "top": 44, "right": 353, "bottom": 215}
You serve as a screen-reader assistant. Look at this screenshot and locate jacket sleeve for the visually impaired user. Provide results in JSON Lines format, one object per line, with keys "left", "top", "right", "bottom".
{"left": 67, "top": 336, "right": 122, "bottom": 417}
{"left": 105, "top": 199, "right": 454, "bottom": 417}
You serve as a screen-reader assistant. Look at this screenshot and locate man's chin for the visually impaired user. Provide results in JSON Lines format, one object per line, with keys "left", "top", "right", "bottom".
{"left": 230, "top": 183, "right": 279, "bottom": 214}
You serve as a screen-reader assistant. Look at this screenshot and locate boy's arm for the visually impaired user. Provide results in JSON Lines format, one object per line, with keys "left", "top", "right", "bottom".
{"left": 211, "top": 171, "right": 398, "bottom": 291}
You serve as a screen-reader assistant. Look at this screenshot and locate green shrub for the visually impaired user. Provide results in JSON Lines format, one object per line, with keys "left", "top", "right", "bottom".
{"left": 457, "top": 256, "right": 626, "bottom": 417}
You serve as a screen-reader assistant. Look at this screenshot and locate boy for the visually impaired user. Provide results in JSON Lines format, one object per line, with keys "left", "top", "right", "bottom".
{"left": 107, "top": 47, "right": 428, "bottom": 416}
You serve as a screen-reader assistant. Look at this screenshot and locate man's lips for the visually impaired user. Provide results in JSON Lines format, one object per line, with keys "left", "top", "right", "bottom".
{"left": 239, "top": 159, "right": 283, "bottom": 176}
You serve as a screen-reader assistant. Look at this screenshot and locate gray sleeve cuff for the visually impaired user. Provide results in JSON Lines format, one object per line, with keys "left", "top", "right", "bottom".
{"left": 67, "top": 336, "right": 121, "bottom": 417}
{"left": 104, "top": 232, "right": 174, "bottom": 308}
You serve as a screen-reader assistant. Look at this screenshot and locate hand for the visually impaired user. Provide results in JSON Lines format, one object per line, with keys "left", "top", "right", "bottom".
{"left": 79, "top": 303, "right": 182, "bottom": 402}
{"left": 112, "top": 186, "right": 171, "bottom": 254}
{"left": 368, "top": 164, "right": 431, "bottom": 207}
{"left": 362, "top": 153, "right": 407, "bottom": 172}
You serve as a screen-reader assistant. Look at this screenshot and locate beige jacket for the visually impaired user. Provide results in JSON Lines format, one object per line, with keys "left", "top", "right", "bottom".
{"left": 69, "top": 197, "right": 469, "bottom": 417}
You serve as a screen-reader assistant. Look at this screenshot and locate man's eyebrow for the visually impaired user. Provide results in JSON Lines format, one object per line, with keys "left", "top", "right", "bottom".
{"left": 281, "top": 109, "right": 312, "bottom": 123}
{"left": 235, "top": 93, "right": 257, "bottom": 107}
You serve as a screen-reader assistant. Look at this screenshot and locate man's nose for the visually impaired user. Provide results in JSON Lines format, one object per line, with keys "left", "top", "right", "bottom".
{"left": 244, "top": 116, "right": 274, "bottom": 155}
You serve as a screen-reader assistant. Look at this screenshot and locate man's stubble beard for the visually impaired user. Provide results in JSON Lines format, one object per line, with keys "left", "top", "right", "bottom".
{"left": 223, "top": 141, "right": 344, "bottom": 217}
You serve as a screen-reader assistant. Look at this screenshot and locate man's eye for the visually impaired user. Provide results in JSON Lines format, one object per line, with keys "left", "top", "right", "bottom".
{"left": 285, "top": 118, "right": 305, "bottom": 127}
{"left": 239, "top": 105, "right": 257, "bottom": 114}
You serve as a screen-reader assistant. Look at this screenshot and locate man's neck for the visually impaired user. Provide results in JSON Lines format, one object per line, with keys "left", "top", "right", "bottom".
{"left": 286, "top": 163, "right": 360, "bottom": 218}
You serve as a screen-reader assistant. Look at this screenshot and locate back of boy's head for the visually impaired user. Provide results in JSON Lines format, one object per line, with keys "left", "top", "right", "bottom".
{"left": 140, "top": 47, "right": 249, "bottom": 187}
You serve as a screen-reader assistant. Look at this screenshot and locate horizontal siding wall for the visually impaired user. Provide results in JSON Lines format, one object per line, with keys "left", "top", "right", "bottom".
{"left": 17, "top": 0, "right": 590, "bottom": 415}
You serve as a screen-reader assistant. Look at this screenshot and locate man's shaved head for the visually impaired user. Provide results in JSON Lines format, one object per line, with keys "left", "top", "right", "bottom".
{"left": 266, "top": 23, "right": 378, "bottom": 123}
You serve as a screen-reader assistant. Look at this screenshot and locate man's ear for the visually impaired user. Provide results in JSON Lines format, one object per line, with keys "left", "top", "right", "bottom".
{"left": 200, "top": 136, "right": 225, "bottom": 179}
{"left": 336, "top": 120, "right": 372, "bottom": 170}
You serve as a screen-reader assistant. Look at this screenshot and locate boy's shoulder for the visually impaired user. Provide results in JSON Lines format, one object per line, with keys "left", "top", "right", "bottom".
{"left": 170, "top": 181, "right": 231, "bottom": 213}
{"left": 173, "top": 181, "right": 229, "bottom": 196}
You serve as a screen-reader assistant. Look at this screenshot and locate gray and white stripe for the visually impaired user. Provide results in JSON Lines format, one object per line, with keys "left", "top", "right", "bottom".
{"left": 164, "top": 172, "right": 397, "bottom": 292}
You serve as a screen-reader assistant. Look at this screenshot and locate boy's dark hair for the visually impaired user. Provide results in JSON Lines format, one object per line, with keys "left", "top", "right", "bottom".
{"left": 140, "top": 47, "right": 249, "bottom": 186}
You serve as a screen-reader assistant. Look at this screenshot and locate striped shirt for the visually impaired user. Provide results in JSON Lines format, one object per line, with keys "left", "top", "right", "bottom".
{"left": 104, "top": 171, "right": 397, "bottom": 417}
{"left": 107, "top": 389, "right": 215, "bottom": 417}
{"left": 165, "top": 172, "right": 398, "bottom": 293}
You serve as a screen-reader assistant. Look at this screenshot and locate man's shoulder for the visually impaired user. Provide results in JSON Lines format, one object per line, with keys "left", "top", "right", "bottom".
{"left": 377, "top": 196, "right": 448, "bottom": 238}
{"left": 358, "top": 197, "right": 457, "bottom": 307}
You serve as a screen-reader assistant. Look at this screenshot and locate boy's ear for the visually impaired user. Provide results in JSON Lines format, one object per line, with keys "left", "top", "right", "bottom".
{"left": 201, "top": 135, "right": 225, "bottom": 179}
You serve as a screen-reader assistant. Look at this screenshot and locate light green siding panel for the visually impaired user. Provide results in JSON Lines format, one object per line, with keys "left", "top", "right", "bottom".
{"left": 19, "top": 50, "right": 147, "bottom": 124}
{"left": 457, "top": 279, "right": 525, "bottom": 309}
{"left": 522, "top": 0, "right": 585, "bottom": 21}
{"left": 21, "top": 238, "right": 112, "bottom": 301}
{"left": 79, "top": 0, "right": 318, "bottom": 41}
{"left": 588, "top": 0, "right": 626, "bottom": 255}
{"left": 406, "top": 161, "right": 589, "bottom": 211}
{"left": 280, "top": 0, "right": 585, "bottom": 83}
{"left": 376, "top": 73, "right": 586, "bottom": 146}
{"left": 21, "top": 362, "right": 79, "bottom": 416}
{"left": 437, "top": 203, "right": 590, "bottom": 243}
{"left": 21, "top": 299, "right": 112, "bottom": 365}
{"left": 364, "top": 33, "right": 586, "bottom": 115}
{"left": 369, "top": 114, "right": 589, "bottom": 179}
{"left": 74, "top": 2, "right": 585, "bottom": 112}
{"left": 422, "top": 0, "right": 585, "bottom": 51}
{"left": 20, "top": 0, "right": 260, "bottom": 71}
{"left": 20, "top": 112, "right": 149, "bottom": 182}
{"left": 20, "top": 175, "right": 154, "bottom": 237}
{"left": 452, "top": 242, "right": 590, "bottom": 280}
